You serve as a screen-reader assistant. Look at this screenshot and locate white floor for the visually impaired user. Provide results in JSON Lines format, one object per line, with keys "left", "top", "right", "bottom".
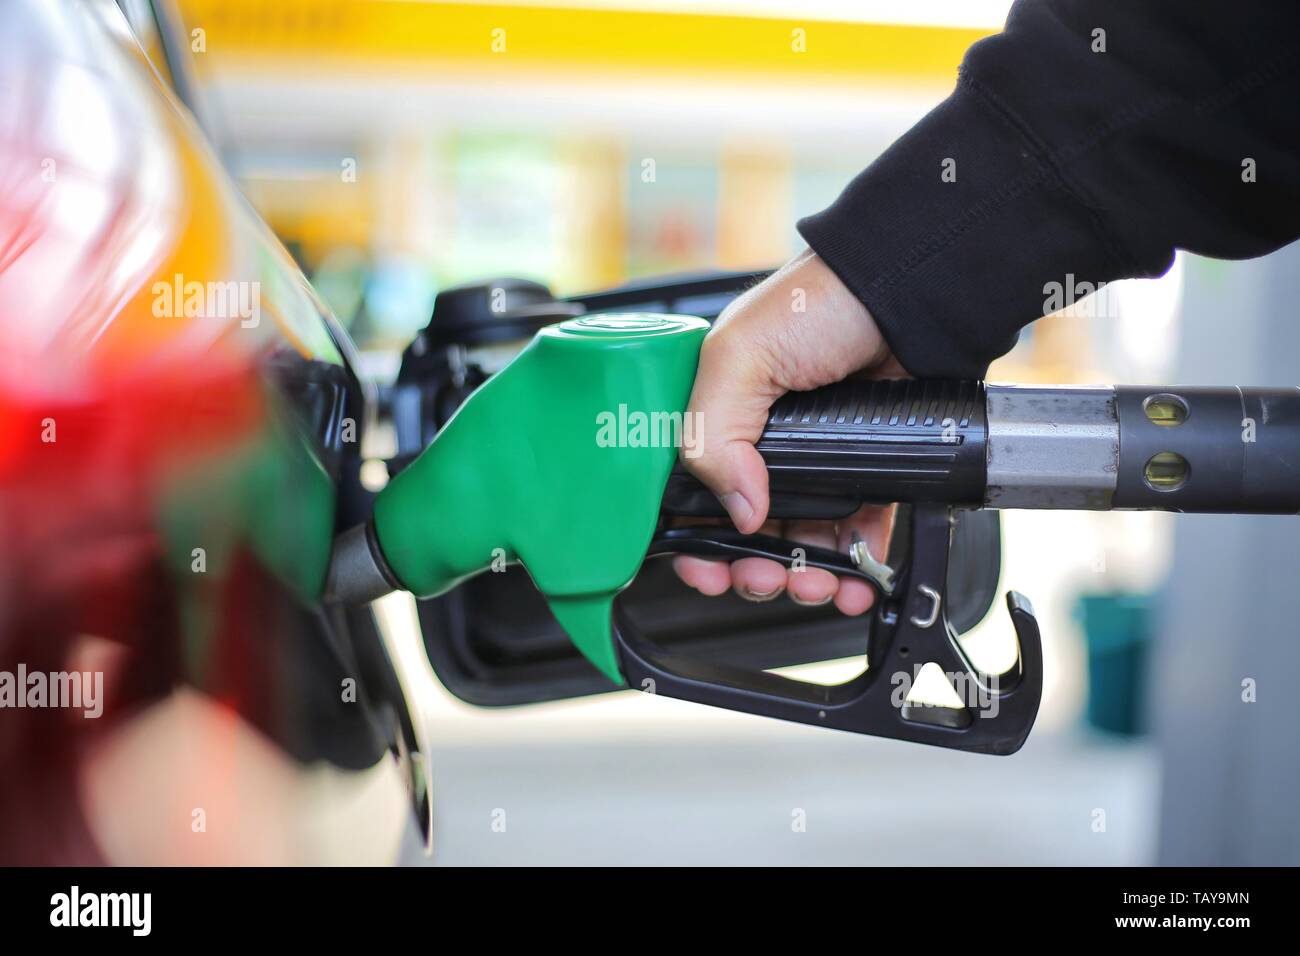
{"left": 371, "top": 587, "right": 1160, "bottom": 867}
{"left": 407, "top": 725, "right": 1159, "bottom": 866}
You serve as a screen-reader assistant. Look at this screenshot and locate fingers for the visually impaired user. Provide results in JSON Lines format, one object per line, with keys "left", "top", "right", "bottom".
{"left": 729, "top": 557, "right": 787, "bottom": 601}
{"left": 680, "top": 313, "right": 784, "bottom": 535}
{"left": 833, "top": 578, "right": 876, "bottom": 617}
{"left": 681, "top": 338, "right": 780, "bottom": 535}
{"left": 675, "top": 518, "right": 790, "bottom": 602}
{"left": 672, "top": 506, "right": 897, "bottom": 618}
{"left": 672, "top": 555, "right": 792, "bottom": 602}
{"left": 690, "top": 438, "right": 770, "bottom": 534}
{"left": 781, "top": 520, "right": 839, "bottom": 606}
{"left": 671, "top": 555, "right": 731, "bottom": 596}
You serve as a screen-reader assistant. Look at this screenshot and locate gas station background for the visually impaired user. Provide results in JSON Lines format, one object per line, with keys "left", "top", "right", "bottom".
{"left": 149, "top": 0, "right": 1293, "bottom": 865}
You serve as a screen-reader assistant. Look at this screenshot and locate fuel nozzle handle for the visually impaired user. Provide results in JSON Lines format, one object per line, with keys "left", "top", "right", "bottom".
{"left": 332, "top": 306, "right": 1298, "bottom": 688}
{"left": 358, "top": 313, "right": 712, "bottom": 682}
{"left": 663, "top": 380, "right": 1300, "bottom": 518}
{"left": 663, "top": 379, "right": 989, "bottom": 520}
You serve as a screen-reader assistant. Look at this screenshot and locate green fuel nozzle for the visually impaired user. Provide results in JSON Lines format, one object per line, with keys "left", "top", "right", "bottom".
{"left": 369, "top": 313, "right": 709, "bottom": 683}
{"left": 328, "top": 304, "right": 1298, "bottom": 754}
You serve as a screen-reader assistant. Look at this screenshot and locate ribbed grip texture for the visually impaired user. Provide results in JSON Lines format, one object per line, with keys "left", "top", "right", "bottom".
{"left": 662, "top": 379, "right": 988, "bottom": 519}
{"left": 764, "top": 379, "right": 983, "bottom": 436}
{"left": 754, "top": 379, "right": 987, "bottom": 508}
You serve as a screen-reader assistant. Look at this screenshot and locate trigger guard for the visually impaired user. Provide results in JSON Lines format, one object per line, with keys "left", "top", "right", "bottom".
{"left": 617, "top": 508, "right": 1043, "bottom": 755}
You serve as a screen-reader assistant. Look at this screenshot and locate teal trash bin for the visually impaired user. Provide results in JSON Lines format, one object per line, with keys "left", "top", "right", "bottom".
{"left": 1074, "top": 593, "right": 1152, "bottom": 736}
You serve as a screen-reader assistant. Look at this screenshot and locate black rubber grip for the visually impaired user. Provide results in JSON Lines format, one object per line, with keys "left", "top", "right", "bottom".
{"left": 662, "top": 379, "right": 988, "bottom": 519}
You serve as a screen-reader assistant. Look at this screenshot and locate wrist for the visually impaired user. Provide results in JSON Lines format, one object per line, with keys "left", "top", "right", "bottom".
{"left": 799, "top": 250, "right": 895, "bottom": 375}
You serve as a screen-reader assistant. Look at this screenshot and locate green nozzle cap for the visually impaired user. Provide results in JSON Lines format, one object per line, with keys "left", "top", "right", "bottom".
{"left": 373, "top": 312, "right": 709, "bottom": 683}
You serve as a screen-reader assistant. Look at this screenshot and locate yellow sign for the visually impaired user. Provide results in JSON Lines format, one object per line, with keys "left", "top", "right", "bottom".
{"left": 177, "top": 0, "right": 988, "bottom": 82}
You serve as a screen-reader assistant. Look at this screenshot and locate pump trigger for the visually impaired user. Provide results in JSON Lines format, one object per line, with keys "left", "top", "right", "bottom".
{"left": 647, "top": 526, "right": 896, "bottom": 598}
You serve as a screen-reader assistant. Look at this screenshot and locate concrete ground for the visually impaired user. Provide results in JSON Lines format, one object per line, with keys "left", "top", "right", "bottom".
{"left": 371, "top": 589, "right": 1159, "bottom": 867}
{"left": 405, "top": 723, "right": 1158, "bottom": 866}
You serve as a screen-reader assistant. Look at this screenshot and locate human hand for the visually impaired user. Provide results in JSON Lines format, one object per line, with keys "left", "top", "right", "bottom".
{"left": 673, "top": 249, "right": 905, "bottom": 615}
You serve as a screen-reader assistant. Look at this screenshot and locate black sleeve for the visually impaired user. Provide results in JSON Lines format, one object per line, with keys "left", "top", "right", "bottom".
{"left": 797, "top": 0, "right": 1300, "bottom": 380}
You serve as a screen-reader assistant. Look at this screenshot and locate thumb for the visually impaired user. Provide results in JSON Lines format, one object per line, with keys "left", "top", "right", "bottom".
{"left": 682, "top": 334, "right": 781, "bottom": 534}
